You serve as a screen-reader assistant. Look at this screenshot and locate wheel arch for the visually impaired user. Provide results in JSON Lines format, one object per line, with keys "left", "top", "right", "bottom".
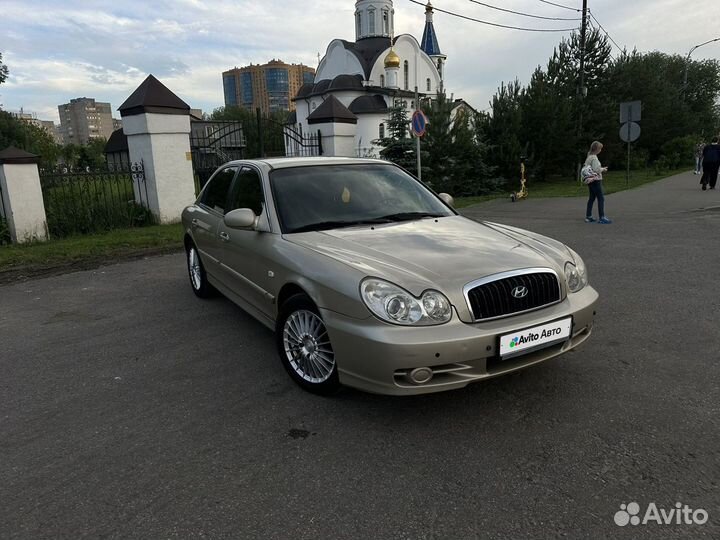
{"left": 277, "top": 282, "right": 315, "bottom": 311}
{"left": 184, "top": 233, "right": 194, "bottom": 251}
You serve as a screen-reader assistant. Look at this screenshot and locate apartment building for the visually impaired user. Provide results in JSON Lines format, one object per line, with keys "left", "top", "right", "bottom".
{"left": 222, "top": 60, "right": 315, "bottom": 114}
{"left": 58, "top": 97, "right": 114, "bottom": 145}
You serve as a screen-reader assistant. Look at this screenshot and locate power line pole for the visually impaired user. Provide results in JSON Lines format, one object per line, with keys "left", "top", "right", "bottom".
{"left": 576, "top": 0, "right": 588, "bottom": 179}
{"left": 578, "top": 0, "right": 588, "bottom": 100}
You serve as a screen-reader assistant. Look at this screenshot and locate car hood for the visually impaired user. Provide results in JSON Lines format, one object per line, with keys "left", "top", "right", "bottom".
{"left": 286, "top": 216, "right": 573, "bottom": 322}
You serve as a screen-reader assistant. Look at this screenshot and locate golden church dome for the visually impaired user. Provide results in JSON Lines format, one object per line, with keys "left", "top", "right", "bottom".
{"left": 384, "top": 49, "right": 401, "bottom": 69}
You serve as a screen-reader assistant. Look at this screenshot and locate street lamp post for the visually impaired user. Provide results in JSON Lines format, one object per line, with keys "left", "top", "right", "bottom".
{"left": 684, "top": 37, "right": 720, "bottom": 92}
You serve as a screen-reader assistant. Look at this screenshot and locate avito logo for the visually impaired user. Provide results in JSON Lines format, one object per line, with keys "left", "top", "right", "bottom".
{"left": 614, "top": 502, "right": 709, "bottom": 527}
{"left": 508, "top": 327, "right": 563, "bottom": 348}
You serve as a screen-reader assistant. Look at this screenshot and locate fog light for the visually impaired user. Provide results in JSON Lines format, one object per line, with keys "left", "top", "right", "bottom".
{"left": 409, "top": 367, "right": 434, "bottom": 384}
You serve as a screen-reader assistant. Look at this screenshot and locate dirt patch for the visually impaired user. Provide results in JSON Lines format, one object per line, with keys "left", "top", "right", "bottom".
{"left": 0, "top": 245, "right": 184, "bottom": 285}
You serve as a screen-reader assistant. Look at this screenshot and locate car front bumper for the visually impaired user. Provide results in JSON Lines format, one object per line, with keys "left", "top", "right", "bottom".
{"left": 321, "top": 285, "right": 599, "bottom": 395}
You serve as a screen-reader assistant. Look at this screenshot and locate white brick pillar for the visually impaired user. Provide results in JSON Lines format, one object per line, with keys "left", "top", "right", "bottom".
{"left": 118, "top": 75, "right": 196, "bottom": 224}
{"left": 0, "top": 147, "right": 48, "bottom": 243}
{"left": 307, "top": 95, "right": 358, "bottom": 158}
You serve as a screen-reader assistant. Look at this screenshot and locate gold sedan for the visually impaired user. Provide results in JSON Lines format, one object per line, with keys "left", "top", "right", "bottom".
{"left": 182, "top": 158, "right": 598, "bottom": 395}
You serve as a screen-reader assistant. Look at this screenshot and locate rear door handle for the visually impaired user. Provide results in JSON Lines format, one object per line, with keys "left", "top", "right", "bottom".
{"left": 219, "top": 231, "right": 230, "bottom": 242}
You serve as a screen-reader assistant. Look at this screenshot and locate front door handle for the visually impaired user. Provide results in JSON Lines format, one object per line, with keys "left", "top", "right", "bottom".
{"left": 219, "top": 231, "right": 230, "bottom": 242}
{"left": 191, "top": 218, "right": 199, "bottom": 228}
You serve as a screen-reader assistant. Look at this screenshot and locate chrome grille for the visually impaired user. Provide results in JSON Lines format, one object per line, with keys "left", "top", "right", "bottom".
{"left": 465, "top": 269, "right": 561, "bottom": 321}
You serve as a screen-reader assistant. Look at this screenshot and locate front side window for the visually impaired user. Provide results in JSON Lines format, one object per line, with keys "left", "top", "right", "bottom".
{"left": 270, "top": 164, "right": 455, "bottom": 234}
{"left": 228, "top": 167, "right": 265, "bottom": 216}
{"left": 201, "top": 167, "right": 237, "bottom": 214}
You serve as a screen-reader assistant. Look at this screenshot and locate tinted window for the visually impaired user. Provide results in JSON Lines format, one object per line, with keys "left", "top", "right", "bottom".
{"left": 228, "top": 167, "right": 265, "bottom": 216}
{"left": 270, "top": 164, "right": 454, "bottom": 233}
{"left": 201, "top": 167, "right": 236, "bottom": 214}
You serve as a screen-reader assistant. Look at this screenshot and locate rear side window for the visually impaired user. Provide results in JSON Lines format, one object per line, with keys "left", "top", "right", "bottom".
{"left": 201, "top": 167, "right": 237, "bottom": 214}
{"left": 228, "top": 167, "right": 265, "bottom": 216}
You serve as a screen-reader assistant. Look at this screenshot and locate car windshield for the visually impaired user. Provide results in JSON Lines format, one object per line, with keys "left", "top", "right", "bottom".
{"left": 270, "top": 163, "right": 455, "bottom": 234}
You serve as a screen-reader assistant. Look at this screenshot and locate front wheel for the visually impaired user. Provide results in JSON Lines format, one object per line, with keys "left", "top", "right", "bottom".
{"left": 276, "top": 294, "right": 340, "bottom": 395}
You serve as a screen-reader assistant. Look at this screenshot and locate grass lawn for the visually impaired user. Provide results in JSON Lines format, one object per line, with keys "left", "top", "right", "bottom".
{"left": 0, "top": 223, "right": 184, "bottom": 281}
{"left": 454, "top": 168, "right": 688, "bottom": 208}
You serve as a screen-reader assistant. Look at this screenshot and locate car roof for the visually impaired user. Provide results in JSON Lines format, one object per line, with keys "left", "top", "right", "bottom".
{"left": 225, "top": 156, "right": 393, "bottom": 170}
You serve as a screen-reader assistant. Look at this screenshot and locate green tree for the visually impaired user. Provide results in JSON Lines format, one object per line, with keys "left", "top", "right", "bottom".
{"left": 59, "top": 143, "right": 82, "bottom": 167}
{"left": 76, "top": 138, "right": 108, "bottom": 169}
{"left": 483, "top": 80, "right": 523, "bottom": 181}
{"left": 547, "top": 28, "right": 613, "bottom": 168}
{"left": 605, "top": 51, "right": 720, "bottom": 161}
{"left": 0, "top": 52, "right": 8, "bottom": 88}
{"left": 374, "top": 101, "right": 416, "bottom": 172}
{"left": 0, "top": 110, "right": 60, "bottom": 168}
{"left": 519, "top": 67, "right": 575, "bottom": 179}
{"left": 424, "top": 91, "right": 496, "bottom": 195}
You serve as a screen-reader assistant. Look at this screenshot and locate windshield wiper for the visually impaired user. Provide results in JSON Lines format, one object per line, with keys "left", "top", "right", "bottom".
{"left": 374, "top": 212, "right": 446, "bottom": 222}
{"left": 287, "top": 218, "right": 395, "bottom": 234}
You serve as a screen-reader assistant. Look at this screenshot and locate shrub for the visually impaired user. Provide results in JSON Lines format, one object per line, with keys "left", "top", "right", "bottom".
{"left": 0, "top": 216, "right": 11, "bottom": 245}
{"left": 659, "top": 135, "right": 698, "bottom": 168}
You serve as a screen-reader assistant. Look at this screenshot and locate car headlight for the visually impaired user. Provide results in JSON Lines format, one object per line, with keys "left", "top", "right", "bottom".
{"left": 564, "top": 248, "right": 588, "bottom": 293}
{"left": 360, "top": 278, "right": 452, "bottom": 326}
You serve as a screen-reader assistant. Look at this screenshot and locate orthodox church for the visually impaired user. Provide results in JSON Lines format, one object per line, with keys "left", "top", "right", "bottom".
{"left": 287, "top": 0, "right": 447, "bottom": 157}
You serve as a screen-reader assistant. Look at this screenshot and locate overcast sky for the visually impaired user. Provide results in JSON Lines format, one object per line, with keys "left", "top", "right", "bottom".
{"left": 1, "top": 0, "right": 718, "bottom": 123}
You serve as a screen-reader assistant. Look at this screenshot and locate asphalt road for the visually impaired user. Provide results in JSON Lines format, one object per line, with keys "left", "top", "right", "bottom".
{"left": 2, "top": 172, "right": 719, "bottom": 539}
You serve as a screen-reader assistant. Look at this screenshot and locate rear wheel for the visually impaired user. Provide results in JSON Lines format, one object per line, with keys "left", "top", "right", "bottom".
{"left": 186, "top": 242, "right": 214, "bottom": 298}
{"left": 276, "top": 294, "right": 340, "bottom": 395}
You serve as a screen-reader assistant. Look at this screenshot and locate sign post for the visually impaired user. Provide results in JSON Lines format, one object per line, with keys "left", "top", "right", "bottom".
{"left": 410, "top": 87, "right": 428, "bottom": 181}
{"left": 619, "top": 101, "right": 642, "bottom": 187}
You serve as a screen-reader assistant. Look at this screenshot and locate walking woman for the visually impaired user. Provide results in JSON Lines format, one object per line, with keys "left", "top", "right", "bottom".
{"left": 584, "top": 141, "right": 612, "bottom": 224}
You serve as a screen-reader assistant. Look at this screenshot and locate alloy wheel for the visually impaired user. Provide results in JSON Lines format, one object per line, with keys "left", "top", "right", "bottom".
{"left": 283, "top": 309, "right": 335, "bottom": 383}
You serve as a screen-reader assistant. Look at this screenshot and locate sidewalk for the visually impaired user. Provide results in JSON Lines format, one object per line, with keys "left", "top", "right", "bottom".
{"left": 461, "top": 171, "right": 718, "bottom": 226}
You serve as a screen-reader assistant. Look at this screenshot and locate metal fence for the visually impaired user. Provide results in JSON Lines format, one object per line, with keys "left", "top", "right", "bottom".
{"left": 284, "top": 127, "right": 323, "bottom": 158}
{"left": 190, "top": 120, "right": 246, "bottom": 193}
{"left": 39, "top": 162, "right": 152, "bottom": 238}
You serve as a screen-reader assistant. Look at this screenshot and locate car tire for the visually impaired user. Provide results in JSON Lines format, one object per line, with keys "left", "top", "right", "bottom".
{"left": 186, "top": 242, "right": 214, "bottom": 298}
{"left": 276, "top": 294, "right": 340, "bottom": 395}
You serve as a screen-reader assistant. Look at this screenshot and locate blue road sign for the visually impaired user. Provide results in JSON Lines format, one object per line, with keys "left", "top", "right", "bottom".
{"left": 411, "top": 110, "right": 428, "bottom": 137}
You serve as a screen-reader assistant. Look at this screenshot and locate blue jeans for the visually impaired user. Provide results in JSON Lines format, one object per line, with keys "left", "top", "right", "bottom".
{"left": 586, "top": 181, "right": 605, "bottom": 219}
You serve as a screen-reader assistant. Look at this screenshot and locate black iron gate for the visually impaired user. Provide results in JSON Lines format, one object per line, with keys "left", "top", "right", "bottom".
{"left": 190, "top": 120, "right": 246, "bottom": 193}
{"left": 189, "top": 113, "right": 323, "bottom": 193}
{"left": 257, "top": 111, "right": 321, "bottom": 158}
{"left": 282, "top": 124, "right": 323, "bottom": 158}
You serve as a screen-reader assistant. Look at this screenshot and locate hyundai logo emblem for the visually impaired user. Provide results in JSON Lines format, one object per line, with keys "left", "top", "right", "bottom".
{"left": 511, "top": 286, "right": 529, "bottom": 299}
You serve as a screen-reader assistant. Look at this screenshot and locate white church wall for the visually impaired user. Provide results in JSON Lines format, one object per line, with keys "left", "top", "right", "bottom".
{"left": 354, "top": 113, "right": 388, "bottom": 158}
{"left": 316, "top": 40, "right": 365, "bottom": 82}
{"left": 368, "top": 35, "right": 441, "bottom": 94}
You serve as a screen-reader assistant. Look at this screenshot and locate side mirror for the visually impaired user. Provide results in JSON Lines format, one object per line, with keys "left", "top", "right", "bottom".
{"left": 439, "top": 193, "right": 455, "bottom": 208}
{"left": 224, "top": 208, "right": 258, "bottom": 230}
